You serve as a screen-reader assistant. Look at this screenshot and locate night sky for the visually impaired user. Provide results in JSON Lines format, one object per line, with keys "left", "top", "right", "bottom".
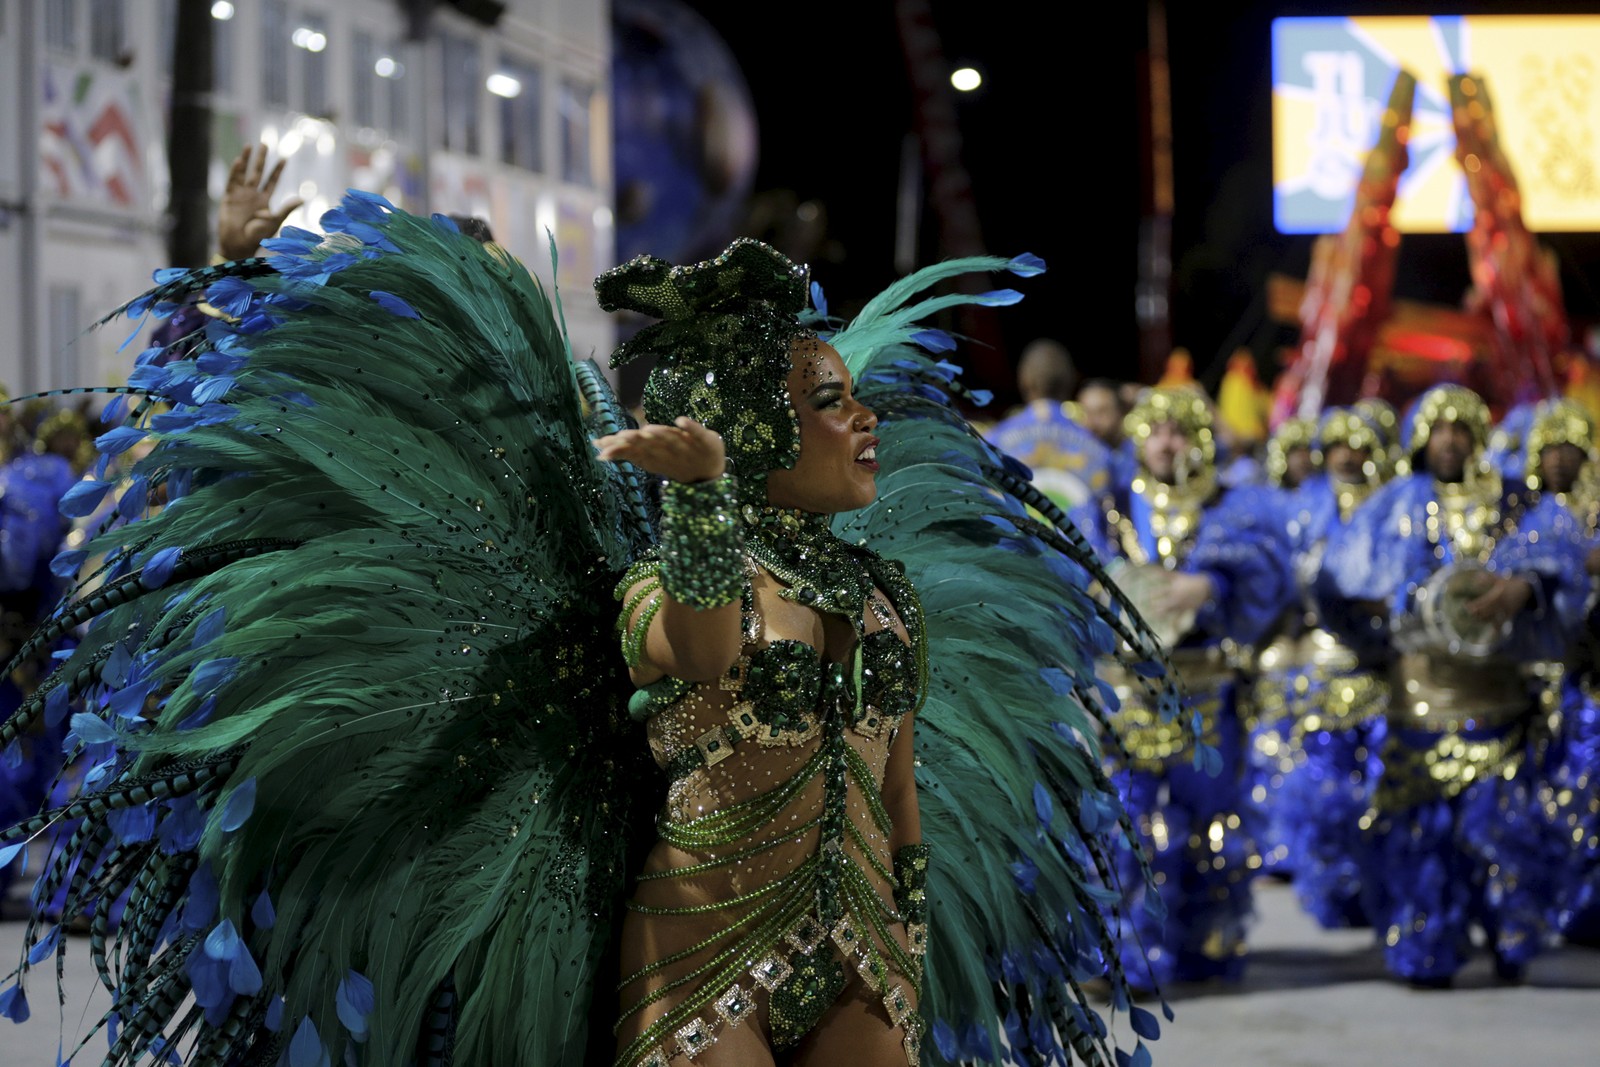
{"left": 681, "top": 0, "right": 1600, "bottom": 406}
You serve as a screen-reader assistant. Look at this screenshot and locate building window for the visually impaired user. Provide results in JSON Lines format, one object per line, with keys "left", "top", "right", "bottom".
{"left": 352, "top": 29, "right": 378, "bottom": 128}
{"left": 87, "top": 0, "right": 124, "bottom": 63}
{"left": 494, "top": 55, "right": 542, "bottom": 172}
{"left": 559, "top": 80, "right": 593, "bottom": 186}
{"left": 262, "top": 0, "right": 289, "bottom": 108}
{"left": 439, "top": 31, "right": 481, "bottom": 155}
{"left": 296, "top": 14, "right": 331, "bottom": 118}
{"left": 46, "top": 0, "right": 77, "bottom": 53}
{"left": 212, "top": 6, "right": 232, "bottom": 95}
{"left": 48, "top": 286, "right": 83, "bottom": 388}
{"left": 386, "top": 41, "right": 410, "bottom": 140}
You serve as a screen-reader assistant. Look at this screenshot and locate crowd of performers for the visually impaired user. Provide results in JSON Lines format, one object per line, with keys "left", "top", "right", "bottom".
{"left": 8, "top": 336, "right": 1600, "bottom": 994}
{"left": 989, "top": 362, "right": 1600, "bottom": 991}
{"left": 0, "top": 398, "right": 97, "bottom": 913}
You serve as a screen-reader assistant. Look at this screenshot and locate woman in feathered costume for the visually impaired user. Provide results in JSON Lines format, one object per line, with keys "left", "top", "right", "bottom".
{"left": 1, "top": 200, "right": 1178, "bottom": 1066}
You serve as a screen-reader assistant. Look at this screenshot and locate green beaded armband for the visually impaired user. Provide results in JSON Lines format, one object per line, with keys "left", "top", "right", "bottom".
{"left": 892, "top": 842, "right": 930, "bottom": 927}
{"left": 658, "top": 473, "right": 744, "bottom": 609}
{"left": 615, "top": 559, "right": 665, "bottom": 669}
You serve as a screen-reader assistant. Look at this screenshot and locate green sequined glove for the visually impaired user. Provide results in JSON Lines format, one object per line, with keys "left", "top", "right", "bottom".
{"left": 658, "top": 473, "right": 744, "bottom": 609}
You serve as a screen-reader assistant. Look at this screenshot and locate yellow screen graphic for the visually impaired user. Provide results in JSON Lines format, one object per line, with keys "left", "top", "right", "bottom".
{"left": 1272, "top": 15, "right": 1600, "bottom": 233}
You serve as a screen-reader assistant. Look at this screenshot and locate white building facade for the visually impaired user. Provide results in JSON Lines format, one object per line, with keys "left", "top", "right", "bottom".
{"left": 0, "top": 0, "right": 615, "bottom": 394}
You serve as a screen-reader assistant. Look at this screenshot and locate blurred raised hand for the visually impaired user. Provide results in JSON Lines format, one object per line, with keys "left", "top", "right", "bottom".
{"left": 217, "top": 143, "right": 304, "bottom": 260}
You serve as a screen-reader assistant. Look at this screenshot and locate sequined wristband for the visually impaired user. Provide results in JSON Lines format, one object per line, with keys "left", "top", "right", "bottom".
{"left": 658, "top": 474, "right": 744, "bottom": 609}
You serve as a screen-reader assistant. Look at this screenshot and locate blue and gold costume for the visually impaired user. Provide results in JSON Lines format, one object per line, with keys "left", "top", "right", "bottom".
{"left": 0, "top": 422, "right": 77, "bottom": 906}
{"left": 1100, "top": 388, "right": 1294, "bottom": 987}
{"left": 1514, "top": 400, "right": 1600, "bottom": 946}
{"left": 1242, "top": 416, "right": 1320, "bottom": 877}
{"left": 1251, "top": 409, "right": 1392, "bottom": 926}
{"left": 987, "top": 399, "right": 1114, "bottom": 546}
{"left": 1318, "top": 385, "right": 1589, "bottom": 982}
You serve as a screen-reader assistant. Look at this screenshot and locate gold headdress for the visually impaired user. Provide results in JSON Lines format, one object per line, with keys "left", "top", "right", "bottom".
{"left": 1264, "top": 416, "right": 1316, "bottom": 487}
{"left": 34, "top": 406, "right": 95, "bottom": 468}
{"left": 1523, "top": 398, "right": 1595, "bottom": 487}
{"left": 1402, "top": 384, "right": 1490, "bottom": 462}
{"left": 1124, "top": 386, "right": 1215, "bottom": 479}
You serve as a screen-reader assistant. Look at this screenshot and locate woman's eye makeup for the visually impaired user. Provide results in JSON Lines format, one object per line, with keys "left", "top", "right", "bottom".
{"left": 809, "top": 384, "right": 845, "bottom": 409}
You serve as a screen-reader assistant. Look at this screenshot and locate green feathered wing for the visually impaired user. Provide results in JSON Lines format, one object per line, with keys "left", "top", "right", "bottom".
{"left": 0, "top": 199, "right": 657, "bottom": 1066}
{"left": 821, "top": 256, "right": 1181, "bottom": 1067}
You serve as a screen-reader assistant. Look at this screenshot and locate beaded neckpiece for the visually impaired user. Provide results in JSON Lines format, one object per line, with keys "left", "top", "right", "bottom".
{"left": 1332, "top": 476, "right": 1378, "bottom": 523}
{"left": 1429, "top": 469, "right": 1503, "bottom": 563}
{"left": 1115, "top": 468, "right": 1218, "bottom": 568}
{"left": 741, "top": 506, "right": 878, "bottom": 627}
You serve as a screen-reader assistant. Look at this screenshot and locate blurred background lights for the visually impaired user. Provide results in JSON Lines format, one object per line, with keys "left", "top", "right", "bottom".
{"left": 210, "top": 1, "right": 234, "bottom": 19}
{"left": 374, "top": 56, "right": 402, "bottom": 79}
{"left": 950, "top": 67, "right": 982, "bottom": 92}
{"left": 486, "top": 73, "right": 522, "bottom": 99}
{"left": 291, "top": 27, "right": 327, "bottom": 53}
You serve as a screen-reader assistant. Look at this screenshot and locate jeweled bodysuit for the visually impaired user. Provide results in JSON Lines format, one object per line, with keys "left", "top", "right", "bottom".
{"left": 613, "top": 509, "right": 926, "bottom": 1067}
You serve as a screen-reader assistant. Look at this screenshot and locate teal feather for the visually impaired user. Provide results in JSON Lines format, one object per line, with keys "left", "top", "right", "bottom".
{"left": 6, "top": 213, "right": 1179, "bottom": 1066}
{"left": 829, "top": 255, "right": 1185, "bottom": 1065}
{"left": 3, "top": 200, "right": 655, "bottom": 1064}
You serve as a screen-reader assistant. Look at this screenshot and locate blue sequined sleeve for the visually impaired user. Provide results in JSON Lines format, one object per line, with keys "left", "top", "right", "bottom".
{"left": 1492, "top": 495, "right": 1591, "bottom": 660}
{"left": 1186, "top": 485, "right": 1294, "bottom": 645}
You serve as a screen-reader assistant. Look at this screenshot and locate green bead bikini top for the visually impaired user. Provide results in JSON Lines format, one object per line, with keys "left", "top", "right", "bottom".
{"left": 625, "top": 511, "right": 928, "bottom": 778}
{"left": 737, "top": 630, "right": 918, "bottom": 735}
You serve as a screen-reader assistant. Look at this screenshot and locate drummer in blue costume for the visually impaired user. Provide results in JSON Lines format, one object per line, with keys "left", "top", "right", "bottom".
{"left": 0, "top": 397, "right": 79, "bottom": 908}
{"left": 1098, "top": 387, "right": 1294, "bottom": 988}
{"left": 986, "top": 341, "right": 1114, "bottom": 547}
{"left": 1514, "top": 399, "right": 1600, "bottom": 947}
{"left": 1241, "top": 416, "right": 1319, "bottom": 876}
{"left": 1318, "top": 384, "right": 1589, "bottom": 985}
{"left": 1253, "top": 408, "right": 1393, "bottom": 926}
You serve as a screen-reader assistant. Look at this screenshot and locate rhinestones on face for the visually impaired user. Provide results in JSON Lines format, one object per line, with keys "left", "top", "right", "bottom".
{"left": 714, "top": 983, "right": 757, "bottom": 1028}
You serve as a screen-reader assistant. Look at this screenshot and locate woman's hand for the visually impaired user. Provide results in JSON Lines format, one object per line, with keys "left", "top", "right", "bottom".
{"left": 218, "top": 144, "right": 303, "bottom": 260}
{"left": 594, "top": 417, "right": 726, "bottom": 484}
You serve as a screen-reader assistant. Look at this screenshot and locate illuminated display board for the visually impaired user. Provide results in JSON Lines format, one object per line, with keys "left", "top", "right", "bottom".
{"left": 1272, "top": 15, "right": 1600, "bottom": 233}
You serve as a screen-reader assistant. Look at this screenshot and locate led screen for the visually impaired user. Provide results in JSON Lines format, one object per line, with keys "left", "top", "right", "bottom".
{"left": 1273, "top": 15, "right": 1600, "bottom": 233}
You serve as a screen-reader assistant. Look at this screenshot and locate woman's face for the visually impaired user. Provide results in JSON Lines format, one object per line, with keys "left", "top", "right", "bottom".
{"left": 765, "top": 337, "right": 880, "bottom": 514}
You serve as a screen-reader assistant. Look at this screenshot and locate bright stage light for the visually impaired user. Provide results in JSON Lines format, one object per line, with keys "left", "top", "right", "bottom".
{"left": 486, "top": 73, "right": 522, "bottom": 99}
{"left": 950, "top": 67, "right": 982, "bottom": 92}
